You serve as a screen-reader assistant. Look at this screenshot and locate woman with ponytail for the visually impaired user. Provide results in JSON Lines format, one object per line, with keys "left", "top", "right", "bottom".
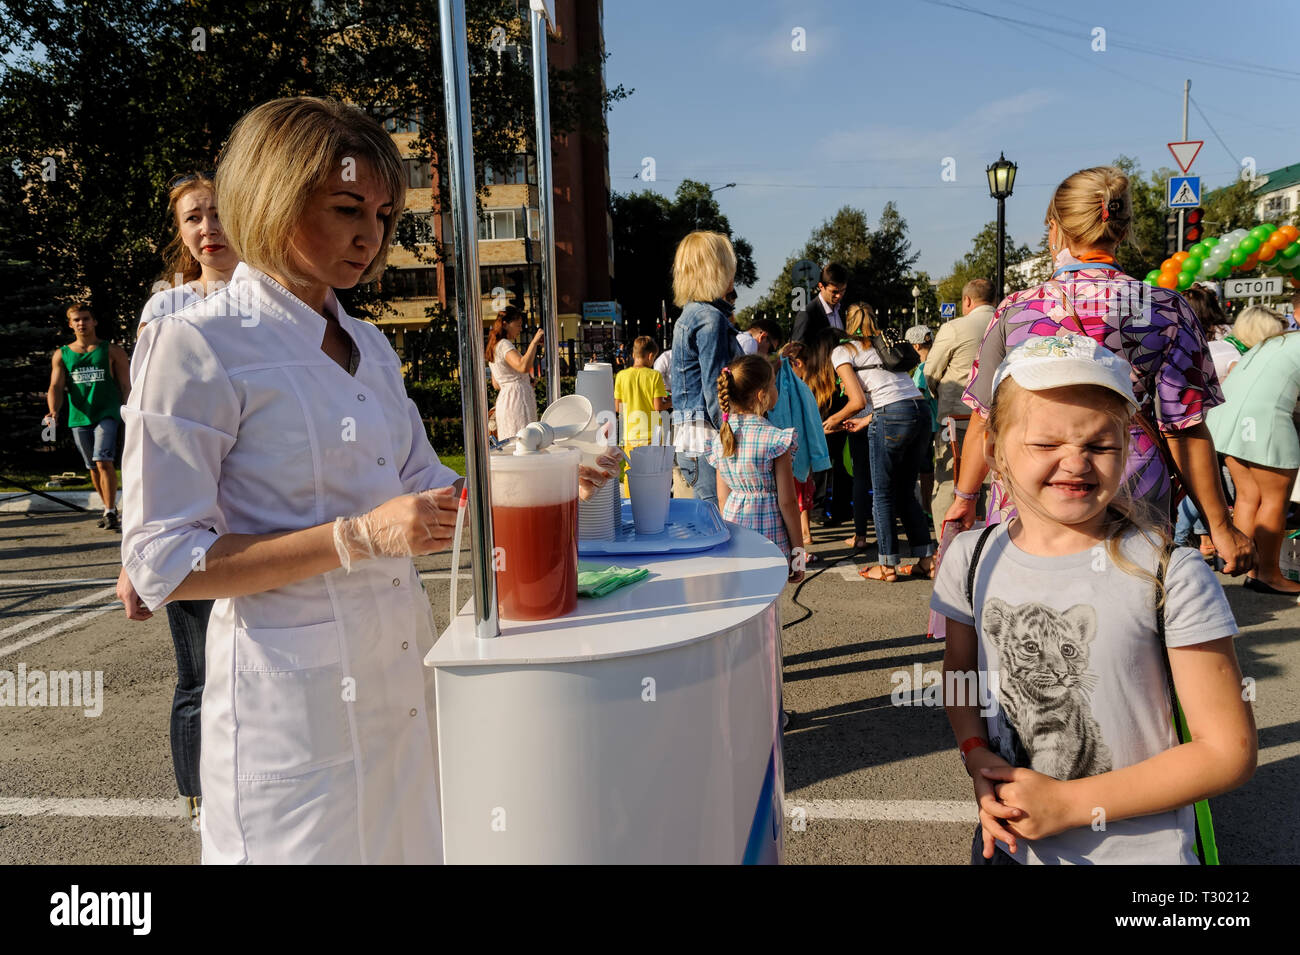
{"left": 942, "top": 165, "right": 1255, "bottom": 576}
{"left": 485, "top": 304, "right": 544, "bottom": 440}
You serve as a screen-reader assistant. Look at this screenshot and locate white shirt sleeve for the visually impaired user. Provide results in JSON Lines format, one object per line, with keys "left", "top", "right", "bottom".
{"left": 120, "top": 319, "right": 240, "bottom": 610}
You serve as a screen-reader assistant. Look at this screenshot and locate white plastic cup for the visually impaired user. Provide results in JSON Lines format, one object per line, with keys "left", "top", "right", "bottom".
{"left": 628, "top": 469, "right": 672, "bottom": 534}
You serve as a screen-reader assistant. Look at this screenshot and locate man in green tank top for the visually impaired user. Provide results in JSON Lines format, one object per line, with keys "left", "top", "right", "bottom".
{"left": 44, "top": 305, "right": 131, "bottom": 530}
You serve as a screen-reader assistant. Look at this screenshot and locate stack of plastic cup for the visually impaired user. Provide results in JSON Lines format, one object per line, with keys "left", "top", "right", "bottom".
{"left": 626, "top": 445, "right": 674, "bottom": 534}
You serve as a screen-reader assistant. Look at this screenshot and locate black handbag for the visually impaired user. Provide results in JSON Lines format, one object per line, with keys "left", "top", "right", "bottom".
{"left": 867, "top": 330, "right": 920, "bottom": 373}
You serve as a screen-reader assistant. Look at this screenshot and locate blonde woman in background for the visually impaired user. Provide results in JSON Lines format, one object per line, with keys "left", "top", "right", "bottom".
{"left": 667, "top": 230, "right": 742, "bottom": 506}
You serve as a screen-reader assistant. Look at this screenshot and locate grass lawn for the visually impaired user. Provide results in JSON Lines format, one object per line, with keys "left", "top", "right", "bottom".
{"left": 441, "top": 454, "right": 465, "bottom": 476}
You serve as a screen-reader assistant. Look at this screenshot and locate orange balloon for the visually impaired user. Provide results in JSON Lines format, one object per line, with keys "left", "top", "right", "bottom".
{"left": 1280, "top": 225, "right": 1300, "bottom": 242}
{"left": 1267, "top": 232, "right": 1289, "bottom": 249}
{"left": 1160, "top": 258, "right": 1180, "bottom": 272}
{"left": 1157, "top": 273, "right": 1178, "bottom": 289}
{"left": 1258, "top": 244, "right": 1277, "bottom": 261}
{"left": 1172, "top": 251, "right": 1189, "bottom": 265}
{"left": 1243, "top": 253, "right": 1259, "bottom": 270}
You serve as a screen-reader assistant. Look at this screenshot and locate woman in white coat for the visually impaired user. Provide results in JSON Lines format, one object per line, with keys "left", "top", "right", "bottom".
{"left": 121, "top": 97, "right": 618, "bottom": 864}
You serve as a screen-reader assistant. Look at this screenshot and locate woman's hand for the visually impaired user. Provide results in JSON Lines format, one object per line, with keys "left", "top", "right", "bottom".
{"left": 965, "top": 748, "right": 1025, "bottom": 858}
{"left": 843, "top": 415, "right": 871, "bottom": 434}
{"left": 578, "top": 450, "right": 623, "bottom": 501}
{"left": 531, "top": 328, "right": 545, "bottom": 346}
{"left": 942, "top": 495, "right": 976, "bottom": 532}
{"left": 334, "top": 487, "right": 460, "bottom": 570}
{"left": 1208, "top": 520, "right": 1255, "bottom": 576}
{"left": 822, "top": 418, "right": 842, "bottom": 435}
{"left": 116, "top": 565, "right": 153, "bottom": 621}
{"left": 980, "top": 764, "right": 1080, "bottom": 842}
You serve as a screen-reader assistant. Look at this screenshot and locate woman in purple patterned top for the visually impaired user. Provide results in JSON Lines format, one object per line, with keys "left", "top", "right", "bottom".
{"left": 942, "top": 165, "right": 1255, "bottom": 574}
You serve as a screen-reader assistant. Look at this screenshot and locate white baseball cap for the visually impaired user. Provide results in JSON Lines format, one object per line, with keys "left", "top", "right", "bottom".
{"left": 991, "top": 333, "right": 1138, "bottom": 412}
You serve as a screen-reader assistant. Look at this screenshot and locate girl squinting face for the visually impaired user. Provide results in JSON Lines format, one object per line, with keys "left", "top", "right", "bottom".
{"left": 177, "top": 189, "right": 238, "bottom": 273}
{"left": 994, "top": 386, "right": 1129, "bottom": 532}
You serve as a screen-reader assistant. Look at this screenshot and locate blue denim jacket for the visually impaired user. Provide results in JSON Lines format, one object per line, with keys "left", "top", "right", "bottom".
{"left": 669, "top": 300, "right": 741, "bottom": 435}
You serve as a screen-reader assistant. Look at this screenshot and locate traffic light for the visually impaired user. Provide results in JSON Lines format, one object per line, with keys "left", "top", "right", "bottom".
{"left": 1165, "top": 215, "right": 1179, "bottom": 257}
{"left": 1183, "top": 208, "right": 1204, "bottom": 246}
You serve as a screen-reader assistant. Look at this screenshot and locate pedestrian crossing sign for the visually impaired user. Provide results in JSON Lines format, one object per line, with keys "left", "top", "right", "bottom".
{"left": 940, "top": 303, "right": 956, "bottom": 319}
{"left": 1168, "top": 176, "right": 1201, "bottom": 208}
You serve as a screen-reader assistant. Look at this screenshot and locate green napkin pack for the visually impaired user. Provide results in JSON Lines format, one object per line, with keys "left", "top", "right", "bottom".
{"left": 576, "top": 562, "right": 649, "bottom": 598}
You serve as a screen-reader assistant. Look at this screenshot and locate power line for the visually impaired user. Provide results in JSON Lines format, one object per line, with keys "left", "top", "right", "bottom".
{"left": 1189, "top": 96, "right": 1239, "bottom": 167}
{"left": 918, "top": 0, "right": 1300, "bottom": 82}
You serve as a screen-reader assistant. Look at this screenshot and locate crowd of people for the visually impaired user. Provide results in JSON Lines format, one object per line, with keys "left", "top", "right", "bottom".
{"left": 46, "top": 108, "right": 1296, "bottom": 865}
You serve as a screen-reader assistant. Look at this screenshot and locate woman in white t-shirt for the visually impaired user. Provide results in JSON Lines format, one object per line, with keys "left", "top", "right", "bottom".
{"left": 137, "top": 172, "right": 239, "bottom": 337}
{"left": 485, "top": 304, "right": 544, "bottom": 440}
{"left": 121, "top": 171, "right": 240, "bottom": 826}
{"left": 824, "top": 320, "right": 935, "bottom": 580}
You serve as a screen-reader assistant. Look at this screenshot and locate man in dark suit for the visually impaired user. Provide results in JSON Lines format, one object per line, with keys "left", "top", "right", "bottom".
{"left": 791, "top": 262, "right": 849, "bottom": 343}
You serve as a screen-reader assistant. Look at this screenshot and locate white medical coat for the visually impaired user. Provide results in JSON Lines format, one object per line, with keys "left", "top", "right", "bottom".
{"left": 121, "top": 263, "right": 456, "bottom": 864}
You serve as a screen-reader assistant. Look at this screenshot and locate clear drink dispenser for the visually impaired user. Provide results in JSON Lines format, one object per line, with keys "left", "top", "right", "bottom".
{"left": 488, "top": 446, "right": 579, "bottom": 620}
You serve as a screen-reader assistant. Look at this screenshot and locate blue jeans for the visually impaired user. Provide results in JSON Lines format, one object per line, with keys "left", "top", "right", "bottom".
{"left": 1174, "top": 496, "right": 1209, "bottom": 547}
{"left": 868, "top": 399, "right": 935, "bottom": 566}
{"left": 849, "top": 429, "right": 873, "bottom": 537}
{"left": 676, "top": 451, "right": 718, "bottom": 507}
{"left": 165, "top": 599, "right": 212, "bottom": 797}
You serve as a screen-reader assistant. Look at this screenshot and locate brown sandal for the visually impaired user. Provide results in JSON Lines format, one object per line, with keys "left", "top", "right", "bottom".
{"left": 859, "top": 564, "right": 898, "bottom": 583}
{"left": 896, "top": 558, "right": 936, "bottom": 580}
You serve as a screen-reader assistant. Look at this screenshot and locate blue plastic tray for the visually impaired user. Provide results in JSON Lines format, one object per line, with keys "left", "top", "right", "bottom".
{"left": 578, "top": 498, "right": 730, "bottom": 555}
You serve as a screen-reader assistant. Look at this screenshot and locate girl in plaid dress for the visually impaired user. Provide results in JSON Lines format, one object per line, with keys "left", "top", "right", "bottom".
{"left": 708, "top": 355, "right": 805, "bottom": 583}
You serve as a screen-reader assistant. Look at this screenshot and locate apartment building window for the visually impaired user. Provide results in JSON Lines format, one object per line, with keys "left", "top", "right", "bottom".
{"left": 484, "top": 154, "right": 537, "bottom": 185}
{"left": 383, "top": 267, "right": 440, "bottom": 299}
{"left": 1263, "top": 194, "right": 1293, "bottom": 216}
{"left": 478, "top": 207, "right": 541, "bottom": 241}
{"left": 402, "top": 158, "right": 434, "bottom": 189}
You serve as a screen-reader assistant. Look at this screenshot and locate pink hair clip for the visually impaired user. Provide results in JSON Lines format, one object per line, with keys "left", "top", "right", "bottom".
{"left": 722, "top": 412, "right": 730, "bottom": 423}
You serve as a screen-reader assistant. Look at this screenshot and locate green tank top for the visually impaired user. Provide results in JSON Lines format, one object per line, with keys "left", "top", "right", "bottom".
{"left": 61, "top": 344, "right": 122, "bottom": 428}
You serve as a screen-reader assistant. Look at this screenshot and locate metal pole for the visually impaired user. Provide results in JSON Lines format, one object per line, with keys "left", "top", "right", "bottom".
{"left": 995, "top": 196, "right": 1006, "bottom": 303}
{"left": 1177, "top": 79, "right": 1190, "bottom": 254}
{"left": 530, "top": 4, "right": 561, "bottom": 405}
{"left": 439, "top": 0, "right": 498, "bottom": 639}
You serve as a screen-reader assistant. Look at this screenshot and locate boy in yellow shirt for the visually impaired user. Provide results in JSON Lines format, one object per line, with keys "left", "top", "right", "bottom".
{"left": 614, "top": 336, "right": 671, "bottom": 495}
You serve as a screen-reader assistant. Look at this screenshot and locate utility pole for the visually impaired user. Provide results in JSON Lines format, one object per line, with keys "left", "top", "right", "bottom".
{"left": 1177, "top": 79, "right": 1189, "bottom": 253}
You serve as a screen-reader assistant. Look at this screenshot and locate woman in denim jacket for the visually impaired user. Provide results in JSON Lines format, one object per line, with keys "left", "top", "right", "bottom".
{"left": 668, "top": 231, "right": 743, "bottom": 505}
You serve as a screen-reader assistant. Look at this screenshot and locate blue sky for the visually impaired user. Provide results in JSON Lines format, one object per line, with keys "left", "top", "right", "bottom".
{"left": 603, "top": 0, "right": 1300, "bottom": 308}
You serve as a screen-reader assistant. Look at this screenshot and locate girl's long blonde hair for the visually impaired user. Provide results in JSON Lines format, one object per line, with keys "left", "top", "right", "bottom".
{"left": 986, "top": 377, "right": 1171, "bottom": 606}
{"left": 716, "top": 355, "right": 775, "bottom": 457}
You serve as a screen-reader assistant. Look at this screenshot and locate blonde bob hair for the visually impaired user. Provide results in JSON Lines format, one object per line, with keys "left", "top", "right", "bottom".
{"left": 215, "top": 97, "right": 406, "bottom": 286}
{"left": 1232, "top": 305, "right": 1286, "bottom": 350}
{"left": 672, "top": 230, "right": 736, "bottom": 307}
{"left": 1046, "top": 165, "right": 1132, "bottom": 252}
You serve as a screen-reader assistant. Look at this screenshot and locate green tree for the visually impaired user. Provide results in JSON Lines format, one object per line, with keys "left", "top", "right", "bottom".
{"left": 610, "top": 178, "right": 757, "bottom": 337}
{"left": 741, "top": 204, "right": 920, "bottom": 333}
{"left": 0, "top": 0, "right": 626, "bottom": 343}
{"left": 910, "top": 270, "right": 940, "bottom": 325}
{"left": 937, "top": 221, "right": 1034, "bottom": 305}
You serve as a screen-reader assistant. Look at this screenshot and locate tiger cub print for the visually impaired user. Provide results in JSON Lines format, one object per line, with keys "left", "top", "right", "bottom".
{"left": 982, "top": 598, "right": 1113, "bottom": 780}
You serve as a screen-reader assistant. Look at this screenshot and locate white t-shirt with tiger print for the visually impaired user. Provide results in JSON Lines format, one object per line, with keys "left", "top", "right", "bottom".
{"left": 931, "top": 521, "right": 1237, "bottom": 865}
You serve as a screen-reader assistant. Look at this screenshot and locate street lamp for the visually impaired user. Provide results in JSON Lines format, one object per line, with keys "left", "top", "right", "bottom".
{"left": 695, "top": 182, "right": 736, "bottom": 228}
{"left": 986, "top": 152, "right": 1017, "bottom": 302}
{"left": 911, "top": 284, "right": 920, "bottom": 322}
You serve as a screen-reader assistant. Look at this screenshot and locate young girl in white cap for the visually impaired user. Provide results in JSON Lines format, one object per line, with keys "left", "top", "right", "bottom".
{"left": 930, "top": 333, "right": 1256, "bottom": 865}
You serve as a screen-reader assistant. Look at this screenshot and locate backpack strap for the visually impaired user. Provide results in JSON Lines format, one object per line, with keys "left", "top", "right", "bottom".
{"left": 964, "top": 522, "right": 1000, "bottom": 608}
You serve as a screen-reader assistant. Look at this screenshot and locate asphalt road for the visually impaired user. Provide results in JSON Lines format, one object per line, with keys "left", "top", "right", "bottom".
{"left": 1, "top": 507, "right": 1297, "bottom": 864}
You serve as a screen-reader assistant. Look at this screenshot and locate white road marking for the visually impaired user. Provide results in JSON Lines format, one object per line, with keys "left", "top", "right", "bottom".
{"left": 0, "top": 797, "right": 182, "bottom": 818}
{"left": 0, "top": 586, "right": 120, "bottom": 641}
{"left": 420, "top": 570, "right": 468, "bottom": 581}
{"left": 786, "top": 799, "right": 974, "bottom": 823}
{"left": 0, "top": 795, "right": 972, "bottom": 824}
{"left": 1, "top": 578, "right": 119, "bottom": 588}
{"left": 828, "top": 559, "right": 866, "bottom": 582}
